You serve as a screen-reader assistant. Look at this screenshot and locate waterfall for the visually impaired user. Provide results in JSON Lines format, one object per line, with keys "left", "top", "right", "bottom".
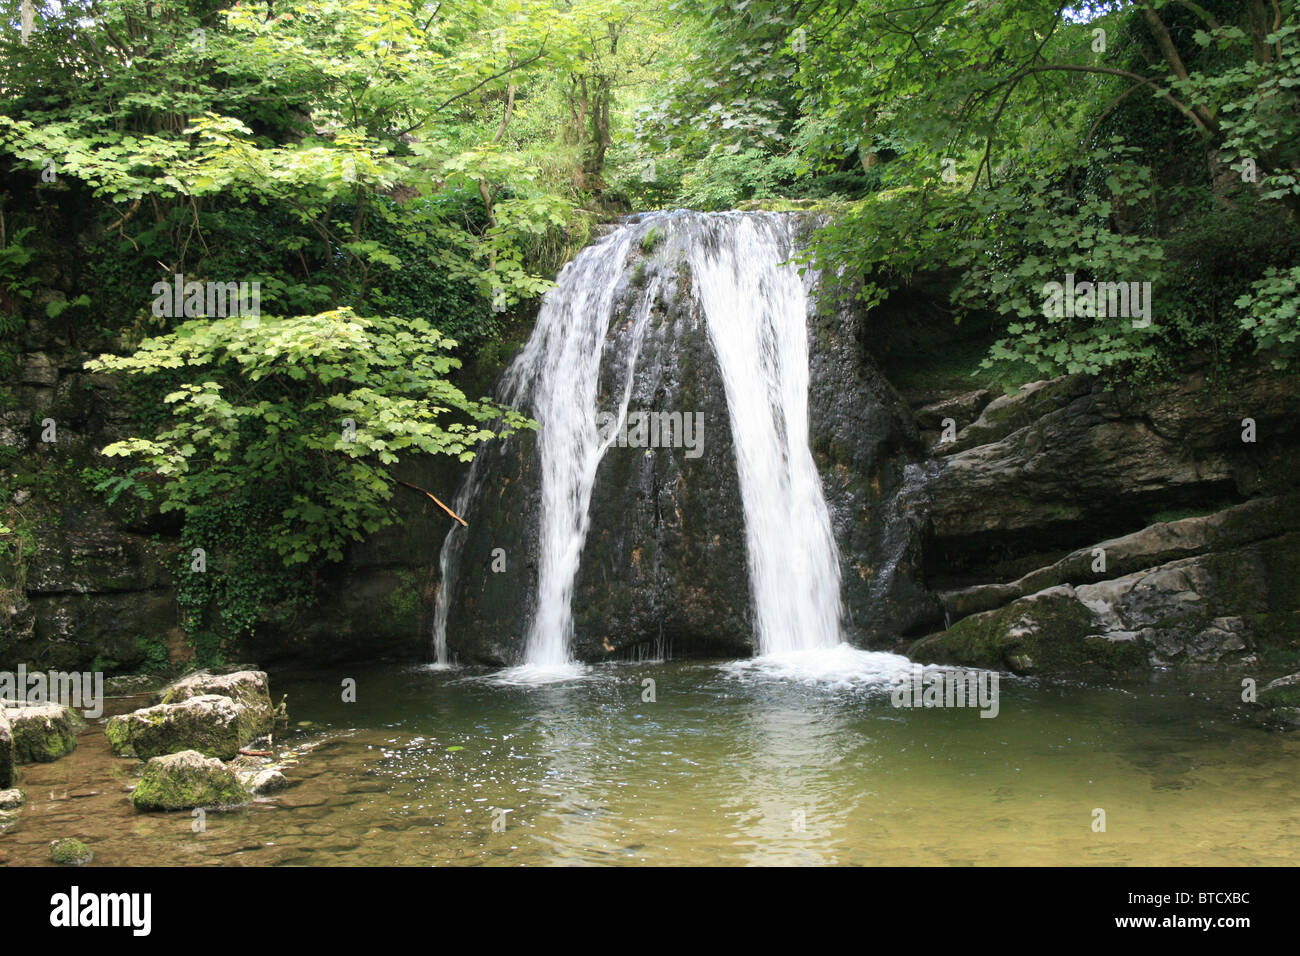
{"left": 431, "top": 224, "right": 654, "bottom": 673}
{"left": 434, "top": 211, "right": 853, "bottom": 674}
{"left": 513, "top": 231, "right": 660, "bottom": 676}
{"left": 686, "top": 213, "right": 843, "bottom": 655}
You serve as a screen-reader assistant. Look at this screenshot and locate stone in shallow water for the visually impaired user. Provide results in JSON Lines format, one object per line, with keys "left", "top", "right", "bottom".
{"left": 0, "top": 788, "right": 24, "bottom": 810}
{"left": 131, "top": 750, "right": 250, "bottom": 811}
{"left": 159, "top": 670, "right": 278, "bottom": 737}
{"left": 107, "top": 695, "right": 249, "bottom": 761}
{"left": 49, "top": 838, "right": 93, "bottom": 865}
{"left": 238, "top": 767, "right": 290, "bottom": 795}
{"left": 2, "top": 703, "right": 84, "bottom": 763}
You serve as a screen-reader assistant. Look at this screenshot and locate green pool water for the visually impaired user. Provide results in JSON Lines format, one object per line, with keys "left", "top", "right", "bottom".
{"left": 4, "top": 659, "right": 1299, "bottom": 866}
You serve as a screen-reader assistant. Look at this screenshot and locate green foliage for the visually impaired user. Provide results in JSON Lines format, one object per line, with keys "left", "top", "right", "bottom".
{"left": 82, "top": 465, "right": 155, "bottom": 506}
{"left": 0, "top": 225, "right": 37, "bottom": 376}
{"left": 87, "top": 309, "right": 534, "bottom": 573}
{"left": 649, "top": 0, "right": 1300, "bottom": 381}
{"left": 676, "top": 147, "right": 787, "bottom": 211}
{"left": 174, "top": 493, "right": 311, "bottom": 641}
{"left": 133, "top": 634, "right": 172, "bottom": 675}
{"left": 1237, "top": 266, "right": 1300, "bottom": 367}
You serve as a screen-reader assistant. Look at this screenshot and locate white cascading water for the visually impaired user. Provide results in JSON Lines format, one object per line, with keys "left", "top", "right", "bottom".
{"left": 431, "top": 224, "right": 659, "bottom": 678}
{"left": 436, "top": 211, "right": 912, "bottom": 684}
{"left": 515, "top": 245, "right": 659, "bottom": 678}
{"left": 687, "top": 214, "right": 843, "bottom": 656}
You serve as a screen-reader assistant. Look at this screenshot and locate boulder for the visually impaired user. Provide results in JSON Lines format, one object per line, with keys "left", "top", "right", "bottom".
{"left": 49, "top": 838, "right": 93, "bottom": 865}
{"left": 938, "top": 495, "right": 1300, "bottom": 624}
{"left": 0, "top": 788, "right": 24, "bottom": 809}
{"left": 106, "top": 695, "right": 251, "bottom": 761}
{"left": 910, "top": 584, "right": 1145, "bottom": 673}
{"left": 239, "top": 767, "right": 290, "bottom": 795}
{"left": 2, "top": 703, "right": 84, "bottom": 763}
{"left": 159, "top": 670, "right": 276, "bottom": 736}
{"left": 912, "top": 533, "right": 1300, "bottom": 673}
{"left": 131, "top": 750, "right": 249, "bottom": 811}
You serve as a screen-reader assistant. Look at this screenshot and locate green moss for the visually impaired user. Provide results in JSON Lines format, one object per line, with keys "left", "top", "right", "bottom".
{"left": 1148, "top": 503, "right": 1228, "bottom": 525}
{"left": 118, "top": 701, "right": 243, "bottom": 761}
{"left": 630, "top": 260, "right": 650, "bottom": 289}
{"left": 1259, "top": 683, "right": 1300, "bottom": 709}
{"left": 937, "top": 603, "right": 1026, "bottom": 669}
{"left": 9, "top": 709, "right": 82, "bottom": 763}
{"left": 104, "top": 716, "right": 135, "bottom": 757}
{"left": 906, "top": 633, "right": 954, "bottom": 664}
{"left": 387, "top": 569, "right": 421, "bottom": 625}
{"left": 930, "top": 591, "right": 1131, "bottom": 673}
{"left": 49, "top": 838, "right": 92, "bottom": 865}
{"left": 640, "top": 226, "right": 665, "bottom": 254}
{"left": 133, "top": 633, "right": 171, "bottom": 674}
{"left": 1079, "top": 634, "right": 1149, "bottom": 670}
{"left": 131, "top": 754, "right": 248, "bottom": 811}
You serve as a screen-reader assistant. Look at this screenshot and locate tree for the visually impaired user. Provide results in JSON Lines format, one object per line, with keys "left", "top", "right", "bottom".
{"left": 645, "top": 0, "right": 1300, "bottom": 379}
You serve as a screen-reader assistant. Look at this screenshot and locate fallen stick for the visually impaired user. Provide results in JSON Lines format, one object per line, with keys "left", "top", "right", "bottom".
{"left": 395, "top": 478, "right": 468, "bottom": 527}
{"left": 238, "top": 749, "right": 273, "bottom": 757}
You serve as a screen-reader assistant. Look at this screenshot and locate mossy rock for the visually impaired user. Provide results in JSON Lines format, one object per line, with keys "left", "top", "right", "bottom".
{"left": 106, "top": 695, "right": 247, "bottom": 761}
{"left": 132, "top": 750, "right": 249, "bottom": 811}
{"left": 913, "top": 585, "right": 1144, "bottom": 673}
{"left": 104, "top": 717, "right": 135, "bottom": 758}
{"left": 1259, "top": 674, "right": 1300, "bottom": 709}
{"left": 158, "top": 670, "right": 277, "bottom": 740}
{"left": 49, "top": 838, "right": 93, "bottom": 865}
{"left": 3, "top": 704, "right": 84, "bottom": 763}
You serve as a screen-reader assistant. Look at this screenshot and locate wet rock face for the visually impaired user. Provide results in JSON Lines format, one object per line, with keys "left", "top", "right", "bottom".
{"left": 444, "top": 235, "right": 754, "bottom": 663}
{"left": 440, "top": 430, "right": 543, "bottom": 665}
{"left": 910, "top": 532, "right": 1300, "bottom": 673}
{"left": 807, "top": 281, "right": 936, "bottom": 647}
{"left": 937, "top": 494, "right": 1300, "bottom": 621}
{"left": 906, "top": 383, "right": 1300, "bottom": 675}
{"left": 571, "top": 254, "right": 753, "bottom": 661}
{"left": 912, "top": 364, "right": 1300, "bottom": 579}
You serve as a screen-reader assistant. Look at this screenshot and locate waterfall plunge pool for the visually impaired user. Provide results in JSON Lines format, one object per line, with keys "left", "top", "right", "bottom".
{"left": 4, "top": 659, "right": 1298, "bottom": 866}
